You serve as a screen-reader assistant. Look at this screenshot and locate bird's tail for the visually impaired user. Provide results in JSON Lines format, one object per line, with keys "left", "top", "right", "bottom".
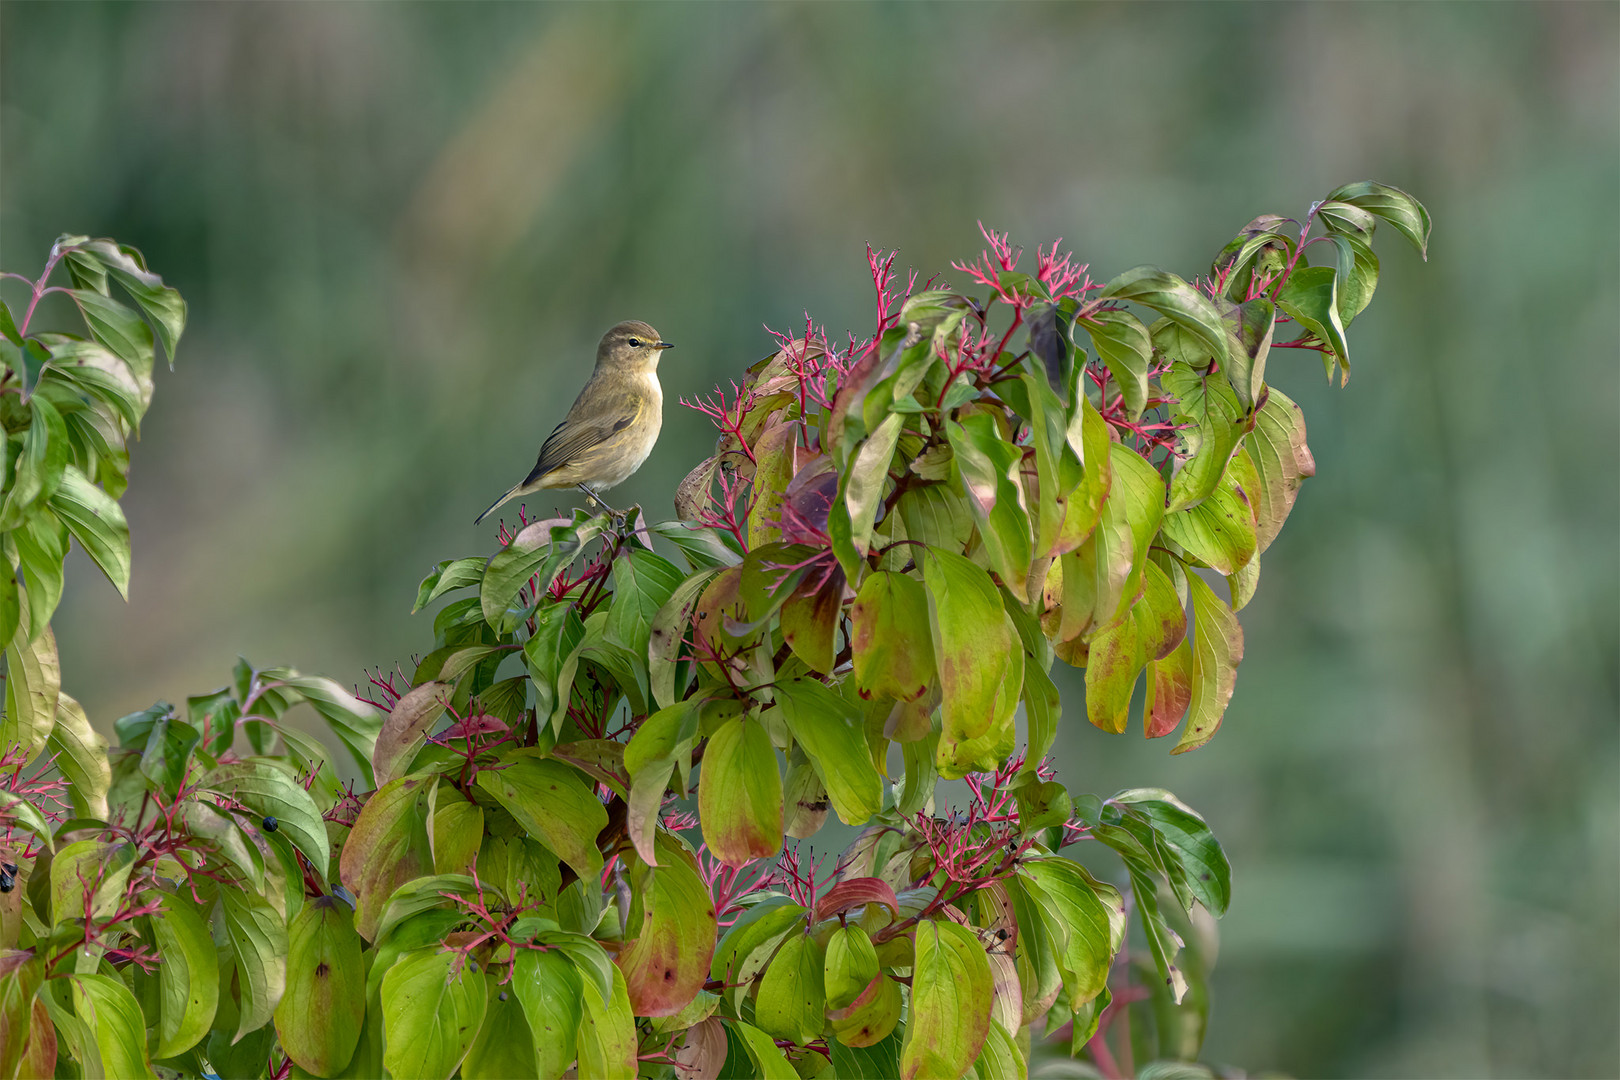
{"left": 474, "top": 482, "right": 526, "bottom": 526}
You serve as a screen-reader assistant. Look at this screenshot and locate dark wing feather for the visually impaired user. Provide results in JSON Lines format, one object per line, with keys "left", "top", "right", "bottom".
{"left": 520, "top": 387, "right": 644, "bottom": 486}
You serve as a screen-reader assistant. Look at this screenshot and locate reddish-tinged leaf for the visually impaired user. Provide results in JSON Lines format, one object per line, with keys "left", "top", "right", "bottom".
{"left": 1172, "top": 572, "right": 1245, "bottom": 754}
{"left": 697, "top": 718, "right": 782, "bottom": 867}
{"left": 746, "top": 421, "right": 798, "bottom": 548}
{"left": 673, "top": 1016, "right": 727, "bottom": 1080}
{"left": 1145, "top": 636, "right": 1195, "bottom": 739}
{"left": 924, "top": 548, "right": 1013, "bottom": 744}
{"left": 780, "top": 564, "right": 845, "bottom": 675}
{"left": 901, "top": 921, "right": 993, "bottom": 1078}
{"left": 828, "top": 972, "right": 902, "bottom": 1048}
{"left": 813, "top": 877, "right": 900, "bottom": 922}
{"left": 618, "top": 836, "right": 717, "bottom": 1016}
{"left": 339, "top": 772, "right": 434, "bottom": 940}
{"left": 851, "top": 571, "right": 935, "bottom": 702}
{"left": 371, "top": 682, "right": 450, "bottom": 789}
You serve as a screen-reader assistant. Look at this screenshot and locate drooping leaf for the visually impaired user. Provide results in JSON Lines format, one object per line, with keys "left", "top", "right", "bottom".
{"left": 510, "top": 948, "right": 581, "bottom": 1080}
{"left": 946, "top": 413, "right": 1033, "bottom": 601}
{"left": 1221, "top": 297, "right": 1275, "bottom": 411}
{"left": 1101, "top": 266, "right": 1232, "bottom": 376}
{"left": 1078, "top": 309, "right": 1152, "bottom": 421}
{"left": 618, "top": 834, "right": 717, "bottom": 1016}
{"left": 923, "top": 548, "right": 1014, "bottom": 744}
{"left": 69, "top": 974, "right": 156, "bottom": 1079}
{"left": 481, "top": 513, "right": 610, "bottom": 634}
{"left": 902, "top": 920, "right": 993, "bottom": 1079}
{"left": 851, "top": 570, "right": 935, "bottom": 703}
{"left": 0, "top": 951, "right": 42, "bottom": 1080}
{"left": 462, "top": 974, "right": 539, "bottom": 1080}
{"left": 1112, "top": 789, "right": 1232, "bottom": 917}
{"left": 697, "top": 716, "right": 781, "bottom": 867}
{"left": 1246, "top": 386, "right": 1315, "bottom": 552}
{"left": 221, "top": 883, "right": 289, "bottom": 1042}
{"left": 1276, "top": 266, "right": 1349, "bottom": 385}
{"left": 2, "top": 592, "right": 59, "bottom": 764}
{"left": 1323, "top": 180, "right": 1431, "bottom": 259}
{"left": 338, "top": 771, "right": 434, "bottom": 940}
{"left": 414, "top": 557, "right": 487, "bottom": 614}
{"left": 274, "top": 896, "right": 365, "bottom": 1076}
{"left": 1160, "top": 446, "right": 1259, "bottom": 576}
{"left": 150, "top": 890, "right": 219, "bottom": 1060}
{"left": 575, "top": 964, "right": 638, "bottom": 1080}
{"left": 1022, "top": 855, "right": 1126, "bottom": 1007}
{"left": 824, "top": 924, "right": 880, "bottom": 1012}
{"left": 1172, "top": 572, "right": 1244, "bottom": 754}
{"left": 754, "top": 931, "right": 825, "bottom": 1045}
{"left": 47, "top": 692, "right": 108, "bottom": 820}
{"left": 381, "top": 946, "right": 487, "bottom": 1080}
{"left": 46, "top": 466, "right": 130, "bottom": 598}
{"left": 774, "top": 678, "right": 883, "bottom": 825}
{"left": 476, "top": 756, "right": 608, "bottom": 884}
{"left": 1162, "top": 362, "right": 1245, "bottom": 514}
{"left": 203, "top": 759, "right": 328, "bottom": 877}
{"left": 732, "top": 1019, "right": 800, "bottom": 1079}
{"left": 371, "top": 681, "right": 450, "bottom": 790}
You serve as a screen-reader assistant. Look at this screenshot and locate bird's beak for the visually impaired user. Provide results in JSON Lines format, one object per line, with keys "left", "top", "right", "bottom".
{"left": 656, "top": 342, "right": 675, "bottom": 350}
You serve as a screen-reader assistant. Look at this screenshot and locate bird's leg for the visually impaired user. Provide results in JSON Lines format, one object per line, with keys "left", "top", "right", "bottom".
{"left": 577, "top": 484, "right": 621, "bottom": 517}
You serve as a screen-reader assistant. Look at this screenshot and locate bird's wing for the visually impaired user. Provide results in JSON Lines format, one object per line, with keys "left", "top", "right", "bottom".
{"left": 520, "top": 387, "right": 647, "bottom": 486}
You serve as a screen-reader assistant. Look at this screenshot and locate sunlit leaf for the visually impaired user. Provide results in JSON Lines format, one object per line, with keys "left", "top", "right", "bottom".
{"left": 476, "top": 756, "right": 607, "bottom": 883}
{"left": 619, "top": 834, "right": 717, "bottom": 1016}
{"left": 69, "top": 973, "right": 155, "bottom": 1079}
{"left": 754, "top": 931, "right": 825, "bottom": 1045}
{"left": 697, "top": 716, "right": 781, "bottom": 867}
{"left": 902, "top": 920, "right": 993, "bottom": 1079}
{"left": 1101, "top": 266, "right": 1231, "bottom": 376}
{"left": 774, "top": 677, "right": 883, "bottom": 825}
{"left": 1172, "top": 572, "right": 1244, "bottom": 754}
{"left": 371, "top": 681, "right": 450, "bottom": 790}
{"left": 275, "top": 896, "right": 365, "bottom": 1076}
{"left": 151, "top": 890, "right": 218, "bottom": 1059}
{"left": 1017, "top": 856, "right": 1125, "bottom": 1006}
{"left": 511, "top": 948, "right": 580, "bottom": 1079}
{"left": 381, "top": 946, "right": 487, "bottom": 1080}
{"left": 221, "top": 883, "right": 288, "bottom": 1042}
{"left": 338, "top": 771, "right": 434, "bottom": 940}
{"left": 1323, "top": 180, "right": 1431, "bottom": 259}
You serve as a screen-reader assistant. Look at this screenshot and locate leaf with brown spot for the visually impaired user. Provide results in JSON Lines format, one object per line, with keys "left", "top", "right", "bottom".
{"left": 275, "top": 896, "right": 365, "bottom": 1077}
{"left": 852, "top": 571, "right": 935, "bottom": 703}
{"left": 338, "top": 772, "right": 434, "bottom": 941}
{"left": 617, "top": 834, "right": 717, "bottom": 1017}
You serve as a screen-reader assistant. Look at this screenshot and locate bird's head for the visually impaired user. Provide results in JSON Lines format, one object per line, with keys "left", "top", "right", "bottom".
{"left": 597, "top": 320, "right": 673, "bottom": 373}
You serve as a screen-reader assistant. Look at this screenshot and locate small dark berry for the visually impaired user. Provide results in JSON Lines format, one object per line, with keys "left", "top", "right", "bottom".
{"left": 261, "top": 816, "right": 278, "bottom": 832}
{"left": 0, "top": 862, "right": 16, "bottom": 893}
{"left": 498, "top": 992, "right": 508, "bottom": 1002}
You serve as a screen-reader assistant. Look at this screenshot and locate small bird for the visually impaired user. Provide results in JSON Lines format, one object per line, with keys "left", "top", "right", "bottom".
{"left": 475, "top": 320, "right": 673, "bottom": 525}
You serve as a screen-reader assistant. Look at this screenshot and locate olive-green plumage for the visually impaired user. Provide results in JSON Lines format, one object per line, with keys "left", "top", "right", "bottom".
{"left": 475, "top": 320, "right": 672, "bottom": 525}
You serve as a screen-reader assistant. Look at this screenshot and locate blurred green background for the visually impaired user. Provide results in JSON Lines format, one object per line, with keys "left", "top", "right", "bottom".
{"left": 3, "top": 3, "right": 1615, "bottom": 1076}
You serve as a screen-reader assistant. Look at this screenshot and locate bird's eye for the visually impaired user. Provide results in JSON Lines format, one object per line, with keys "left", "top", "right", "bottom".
{"left": 628, "top": 338, "right": 642, "bottom": 347}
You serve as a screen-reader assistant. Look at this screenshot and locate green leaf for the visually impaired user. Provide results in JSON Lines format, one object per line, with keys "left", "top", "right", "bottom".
{"left": 203, "top": 760, "right": 330, "bottom": 885}
{"left": 902, "top": 920, "right": 993, "bottom": 1079}
{"left": 338, "top": 771, "right": 434, "bottom": 940}
{"left": 482, "top": 513, "right": 610, "bottom": 634}
{"left": 463, "top": 974, "right": 539, "bottom": 1080}
{"left": 1160, "top": 446, "right": 1259, "bottom": 575}
{"left": 732, "top": 1019, "right": 801, "bottom": 1078}
{"left": 1126, "top": 862, "right": 1190, "bottom": 1004}
{"left": 414, "top": 557, "right": 486, "bottom": 613}
{"left": 697, "top": 716, "right": 782, "bottom": 867}
{"left": 43, "top": 334, "right": 151, "bottom": 430}
{"left": 1276, "top": 265, "right": 1349, "bottom": 385}
{"left": 846, "top": 411, "right": 906, "bottom": 556}
{"left": 66, "top": 239, "right": 187, "bottom": 361}
{"left": 523, "top": 602, "right": 586, "bottom": 732}
{"left": 1162, "top": 361, "right": 1244, "bottom": 513}
{"left": 923, "top": 547, "right": 1014, "bottom": 745}
{"left": 1017, "top": 856, "right": 1125, "bottom": 1006}
{"left": 475, "top": 756, "right": 608, "bottom": 884}
{"left": 277, "top": 675, "right": 386, "bottom": 786}
{"left": 1327, "top": 232, "right": 1380, "bottom": 325}
{"left": 0, "top": 791, "right": 55, "bottom": 855}
{"left": 747, "top": 421, "right": 798, "bottom": 548}
{"left": 606, "top": 547, "right": 685, "bottom": 662}
{"left": 12, "top": 510, "right": 67, "bottom": 639}
{"left": 1172, "top": 572, "right": 1244, "bottom": 754}
{"left": 852, "top": 571, "right": 935, "bottom": 703}
{"left": 510, "top": 948, "right": 581, "bottom": 1080}
{"left": 824, "top": 924, "right": 880, "bottom": 1012}
{"left": 619, "top": 834, "right": 717, "bottom": 1016}
{"left": 67, "top": 289, "right": 154, "bottom": 375}
{"left": 774, "top": 677, "right": 883, "bottom": 825}
{"left": 1078, "top": 309, "right": 1152, "bottom": 421}
{"left": 755, "top": 931, "right": 825, "bottom": 1045}
{"left": 1, "top": 394, "right": 69, "bottom": 527}
{"left": 711, "top": 899, "right": 806, "bottom": 1011}
{"left": 2, "top": 601, "right": 59, "bottom": 765}
{"left": 828, "top": 971, "right": 903, "bottom": 1050}
{"left": 1221, "top": 297, "right": 1275, "bottom": 411}
{"left": 648, "top": 568, "right": 718, "bottom": 709}
{"left": 381, "top": 946, "right": 487, "bottom": 1080}
{"left": 69, "top": 974, "right": 156, "bottom": 1079}
{"left": 42, "top": 464, "right": 131, "bottom": 599}
{"left": 151, "top": 890, "right": 219, "bottom": 1060}
{"left": 275, "top": 897, "right": 366, "bottom": 1076}
{"left": 47, "top": 692, "right": 108, "bottom": 820}
{"left": 137, "top": 713, "right": 200, "bottom": 800}
{"left": 1113, "top": 789, "right": 1232, "bottom": 917}
{"left": 973, "top": 1019, "right": 1025, "bottom": 1080}
{"left": 1101, "top": 266, "right": 1231, "bottom": 376}
{"left": 779, "top": 566, "right": 845, "bottom": 676}
{"left": 946, "top": 413, "right": 1033, "bottom": 602}
{"left": 371, "top": 681, "right": 450, "bottom": 790}
{"left": 624, "top": 700, "right": 700, "bottom": 865}
{"left": 1246, "top": 386, "right": 1315, "bottom": 553}
{"left": 221, "top": 883, "right": 289, "bottom": 1042}
{"left": 181, "top": 799, "right": 264, "bottom": 891}
{"left": 575, "top": 964, "right": 637, "bottom": 1079}
{"left": 1323, "top": 180, "right": 1431, "bottom": 259}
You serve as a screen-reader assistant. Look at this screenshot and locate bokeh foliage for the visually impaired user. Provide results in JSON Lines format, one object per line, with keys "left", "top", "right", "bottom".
{"left": 1, "top": 5, "right": 1615, "bottom": 1078}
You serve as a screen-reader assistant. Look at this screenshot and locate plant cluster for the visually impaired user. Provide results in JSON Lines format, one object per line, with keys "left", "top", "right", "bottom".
{"left": 0, "top": 182, "right": 1427, "bottom": 1080}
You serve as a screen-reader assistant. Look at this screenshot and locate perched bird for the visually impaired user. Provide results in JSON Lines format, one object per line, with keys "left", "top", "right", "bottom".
{"left": 475, "top": 320, "right": 673, "bottom": 525}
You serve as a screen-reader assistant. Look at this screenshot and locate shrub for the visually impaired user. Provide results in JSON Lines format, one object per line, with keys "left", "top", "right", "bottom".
{"left": 0, "top": 184, "right": 1427, "bottom": 1079}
